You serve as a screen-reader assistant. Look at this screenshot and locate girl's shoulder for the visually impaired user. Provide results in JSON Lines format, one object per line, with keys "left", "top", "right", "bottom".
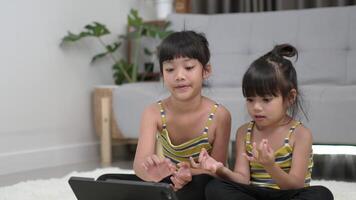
{"left": 292, "top": 121, "right": 313, "bottom": 142}
{"left": 235, "top": 122, "right": 251, "bottom": 140}
{"left": 142, "top": 102, "right": 162, "bottom": 119}
{"left": 203, "top": 97, "right": 231, "bottom": 122}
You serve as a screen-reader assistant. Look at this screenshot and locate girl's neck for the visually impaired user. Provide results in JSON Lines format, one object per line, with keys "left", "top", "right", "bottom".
{"left": 167, "top": 95, "right": 204, "bottom": 113}
{"left": 255, "top": 115, "right": 292, "bottom": 132}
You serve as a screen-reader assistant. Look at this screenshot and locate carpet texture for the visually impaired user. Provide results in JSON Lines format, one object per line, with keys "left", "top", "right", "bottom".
{"left": 0, "top": 167, "right": 354, "bottom": 200}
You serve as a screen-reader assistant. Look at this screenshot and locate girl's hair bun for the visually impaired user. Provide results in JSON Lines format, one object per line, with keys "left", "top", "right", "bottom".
{"left": 271, "top": 44, "right": 297, "bottom": 58}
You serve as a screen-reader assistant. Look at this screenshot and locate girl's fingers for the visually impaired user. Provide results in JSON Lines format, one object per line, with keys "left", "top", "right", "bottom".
{"left": 151, "top": 154, "right": 162, "bottom": 165}
{"left": 258, "top": 140, "right": 265, "bottom": 153}
{"left": 142, "top": 162, "right": 148, "bottom": 170}
{"left": 252, "top": 142, "right": 259, "bottom": 159}
{"left": 242, "top": 152, "right": 254, "bottom": 162}
{"left": 146, "top": 156, "right": 154, "bottom": 166}
{"left": 198, "top": 148, "right": 207, "bottom": 163}
{"left": 264, "top": 140, "right": 273, "bottom": 155}
{"left": 164, "top": 158, "right": 172, "bottom": 164}
{"left": 170, "top": 175, "right": 183, "bottom": 189}
{"left": 190, "top": 157, "right": 199, "bottom": 168}
{"left": 263, "top": 141, "right": 269, "bottom": 154}
{"left": 164, "top": 158, "right": 176, "bottom": 171}
{"left": 251, "top": 146, "right": 259, "bottom": 160}
{"left": 169, "top": 184, "right": 178, "bottom": 192}
{"left": 267, "top": 145, "right": 274, "bottom": 155}
{"left": 169, "top": 164, "right": 177, "bottom": 173}
{"left": 177, "top": 162, "right": 189, "bottom": 169}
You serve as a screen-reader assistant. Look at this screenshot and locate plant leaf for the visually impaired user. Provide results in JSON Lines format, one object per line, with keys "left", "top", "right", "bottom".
{"left": 91, "top": 52, "right": 108, "bottom": 63}
{"left": 144, "top": 48, "right": 153, "bottom": 56}
{"left": 158, "top": 30, "right": 173, "bottom": 39}
{"left": 62, "top": 31, "right": 89, "bottom": 43}
{"left": 84, "top": 22, "right": 110, "bottom": 37}
{"left": 106, "top": 42, "right": 121, "bottom": 53}
{"left": 128, "top": 9, "right": 143, "bottom": 27}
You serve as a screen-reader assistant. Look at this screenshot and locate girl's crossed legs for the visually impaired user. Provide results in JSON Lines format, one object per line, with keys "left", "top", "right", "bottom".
{"left": 205, "top": 178, "right": 333, "bottom": 200}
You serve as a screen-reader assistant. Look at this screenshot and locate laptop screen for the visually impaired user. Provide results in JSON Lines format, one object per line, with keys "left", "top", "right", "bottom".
{"left": 69, "top": 176, "right": 178, "bottom": 200}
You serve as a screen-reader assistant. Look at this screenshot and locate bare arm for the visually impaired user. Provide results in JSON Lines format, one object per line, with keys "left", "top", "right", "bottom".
{"left": 210, "top": 105, "right": 231, "bottom": 164}
{"left": 217, "top": 125, "right": 250, "bottom": 184}
{"left": 133, "top": 104, "right": 175, "bottom": 182}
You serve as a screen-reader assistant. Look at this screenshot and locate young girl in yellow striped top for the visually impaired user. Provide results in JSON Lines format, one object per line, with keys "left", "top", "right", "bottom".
{"left": 191, "top": 44, "right": 333, "bottom": 200}
{"left": 132, "top": 30, "right": 231, "bottom": 200}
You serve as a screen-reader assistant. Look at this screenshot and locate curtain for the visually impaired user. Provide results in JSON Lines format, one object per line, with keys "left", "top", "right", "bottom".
{"left": 190, "top": 0, "right": 356, "bottom": 14}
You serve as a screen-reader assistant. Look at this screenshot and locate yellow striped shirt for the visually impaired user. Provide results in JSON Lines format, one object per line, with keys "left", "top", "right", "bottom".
{"left": 156, "top": 100, "right": 218, "bottom": 164}
{"left": 246, "top": 121, "right": 313, "bottom": 189}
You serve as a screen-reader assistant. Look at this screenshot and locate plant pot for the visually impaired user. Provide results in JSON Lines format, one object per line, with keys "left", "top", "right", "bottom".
{"left": 154, "top": 0, "right": 173, "bottom": 19}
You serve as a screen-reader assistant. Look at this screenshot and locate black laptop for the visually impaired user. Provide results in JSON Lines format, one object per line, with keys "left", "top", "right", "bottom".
{"left": 69, "top": 176, "right": 178, "bottom": 200}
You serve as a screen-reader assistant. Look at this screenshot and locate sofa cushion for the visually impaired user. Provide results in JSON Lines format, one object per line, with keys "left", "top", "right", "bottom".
{"left": 347, "top": 51, "right": 356, "bottom": 84}
{"left": 348, "top": 11, "right": 356, "bottom": 84}
{"left": 301, "top": 85, "right": 356, "bottom": 145}
{"left": 296, "top": 50, "right": 347, "bottom": 85}
{"left": 249, "top": 11, "right": 299, "bottom": 53}
{"left": 209, "top": 53, "right": 252, "bottom": 87}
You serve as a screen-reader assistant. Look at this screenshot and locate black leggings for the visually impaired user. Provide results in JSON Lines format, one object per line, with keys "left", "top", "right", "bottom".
{"left": 205, "top": 178, "right": 334, "bottom": 200}
{"left": 97, "top": 173, "right": 213, "bottom": 200}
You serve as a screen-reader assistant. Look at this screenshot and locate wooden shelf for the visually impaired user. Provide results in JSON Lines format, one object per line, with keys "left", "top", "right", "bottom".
{"left": 93, "top": 86, "right": 138, "bottom": 165}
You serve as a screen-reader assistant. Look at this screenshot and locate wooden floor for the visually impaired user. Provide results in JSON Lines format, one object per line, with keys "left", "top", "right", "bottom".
{"left": 0, "top": 160, "right": 133, "bottom": 187}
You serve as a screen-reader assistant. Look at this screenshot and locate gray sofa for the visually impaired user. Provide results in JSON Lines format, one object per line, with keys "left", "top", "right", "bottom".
{"left": 113, "top": 5, "right": 356, "bottom": 146}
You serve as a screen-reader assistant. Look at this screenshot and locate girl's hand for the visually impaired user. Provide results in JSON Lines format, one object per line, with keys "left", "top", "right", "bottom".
{"left": 170, "top": 162, "right": 192, "bottom": 191}
{"left": 243, "top": 139, "right": 275, "bottom": 167}
{"left": 190, "top": 148, "right": 223, "bottom": 173}
{"left": 142, "top": 155, "right": 176, "bottom": 182}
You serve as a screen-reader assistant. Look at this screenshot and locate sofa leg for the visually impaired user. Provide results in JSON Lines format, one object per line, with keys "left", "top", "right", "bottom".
{"left": 101, "top": 97, "right": 112, "bottom": 166}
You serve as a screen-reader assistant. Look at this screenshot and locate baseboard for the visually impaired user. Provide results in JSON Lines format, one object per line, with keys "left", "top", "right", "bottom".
{"left": 0, "top": 142, "right": 100, "bottom": 176}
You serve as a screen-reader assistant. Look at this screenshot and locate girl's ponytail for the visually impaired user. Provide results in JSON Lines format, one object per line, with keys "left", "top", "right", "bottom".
{"left": 271, "top": 44, "right": 298, "bottom": 59}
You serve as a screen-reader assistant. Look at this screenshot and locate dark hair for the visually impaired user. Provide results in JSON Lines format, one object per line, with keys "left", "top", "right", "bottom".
{"left": 242, "top": 44, "right": 307, "bottom": 120}
{"left": 157, "top": 30, "right": 210, "bottom": 74}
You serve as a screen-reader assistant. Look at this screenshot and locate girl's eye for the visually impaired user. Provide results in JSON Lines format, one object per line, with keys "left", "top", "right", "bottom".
{"left": 246, "top": 98, "right": 253, "bottom": 102}
{"left": 165, "top": 68, "right": 174, "bottom": 72}
{"left": 185, "top": 66, "right": 195, "bottom": 70}
{"left": 263, "top": 98, "right": 272, "bottom": 102}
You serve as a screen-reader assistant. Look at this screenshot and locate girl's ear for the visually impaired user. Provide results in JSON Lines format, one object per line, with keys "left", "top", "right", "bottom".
{"left": 203, "top": 64, "right": 212, "bottom": 79}
{"left": 288, "top": 89, "right": 297, "bottom": 105}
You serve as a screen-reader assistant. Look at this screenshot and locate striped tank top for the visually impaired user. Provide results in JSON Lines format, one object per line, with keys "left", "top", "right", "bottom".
{"left": 156, "top": 100, "right": 219, "bottom": 164}
{"left": 246, "top": 121, "right": 313, "bottom": 189}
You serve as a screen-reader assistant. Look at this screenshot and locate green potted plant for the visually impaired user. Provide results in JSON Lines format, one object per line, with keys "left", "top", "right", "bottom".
{"left": 61, "top": 9, "right": 172, "bottom": 85}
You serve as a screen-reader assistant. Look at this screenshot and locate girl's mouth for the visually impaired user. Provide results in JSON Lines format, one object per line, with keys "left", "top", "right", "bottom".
{"left": 254, "top": 115, "right": 266, "bottom": 120}
{"left": 175, "top": 85, "right": 190, "bottom": 92}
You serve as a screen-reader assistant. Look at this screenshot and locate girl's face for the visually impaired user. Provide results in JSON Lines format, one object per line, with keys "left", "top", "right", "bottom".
{"left": 246, "top": 94, "right": 288, "bottom": 128}
{"left": 162, "top": 57, "right": 210, "bottom": 101}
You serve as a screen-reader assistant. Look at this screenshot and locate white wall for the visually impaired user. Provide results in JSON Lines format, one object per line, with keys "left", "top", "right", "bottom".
{"left": 0, "top": 0, "right": 157, "bottom": 176}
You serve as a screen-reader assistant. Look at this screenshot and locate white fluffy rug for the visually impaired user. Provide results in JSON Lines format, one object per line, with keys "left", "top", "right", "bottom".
{"left": 0, "top": 167, "right": 354, "bottom": 200}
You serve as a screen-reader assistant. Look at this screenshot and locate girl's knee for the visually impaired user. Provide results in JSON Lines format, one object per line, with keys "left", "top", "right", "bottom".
{"left": 205, "top": 179, "right": 226, "bottom": 198}
{"left": 314, "top": 186, "right": 334, "bottom": 200}
{"left": 304, "top": 185, "right": 333, "bottom": 200}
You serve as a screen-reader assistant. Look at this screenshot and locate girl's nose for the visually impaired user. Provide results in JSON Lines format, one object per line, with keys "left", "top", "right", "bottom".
{"left": 253, "top": 102, "right": 262, "bottom": 111}
{"left": 175, "top": 68, "right": 185, "bottom": 81}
